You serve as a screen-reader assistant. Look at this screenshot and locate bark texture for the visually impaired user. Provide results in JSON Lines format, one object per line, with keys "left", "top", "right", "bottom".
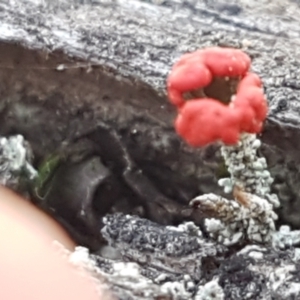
{"left": 1, "top": 0, "right": 300, "bottom": 298}
{"left": 1, "top": 0, "right": 300, "bottom": 226}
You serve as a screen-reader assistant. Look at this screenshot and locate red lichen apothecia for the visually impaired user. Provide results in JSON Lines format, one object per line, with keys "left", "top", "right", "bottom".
{"left": 167, "top": 47, "right": 268, "bottom": 147}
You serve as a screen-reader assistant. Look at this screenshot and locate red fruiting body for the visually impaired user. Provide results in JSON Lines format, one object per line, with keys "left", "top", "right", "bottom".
{"left": 167, "top": 47, "right": 268, "bottom": 146}
{"left": 167, "top": 47, "right": 251, "bottom": 107}
{"left": 175, "top": 99, "right": 241, "bottom": 147}
{"left": 234, "top": 72, "right": 268, "bottom": 133}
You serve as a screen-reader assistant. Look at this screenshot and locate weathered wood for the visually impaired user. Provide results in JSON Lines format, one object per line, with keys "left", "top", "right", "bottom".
{"left": 95, "top": 213, "right": 300, "bottom": 300}
{"left": 1, "top": 0, "right": 300, "bottom": 226}
{"left": 2, "top": 0, "right": 300, "bottom": 227}
{"left": 2, "top": 0, "right": 300, "bottom": 299}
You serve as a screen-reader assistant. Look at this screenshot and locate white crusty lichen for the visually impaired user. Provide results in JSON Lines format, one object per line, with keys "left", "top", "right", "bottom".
{"left": 53, "top": 243, "right": 113, "bottom": 300}
{"left": 218, "top": 133, "right": 279, "bottom": 208}
{"left": 194, "top": 279, "right": 224, "bottom": 300}
{"left": 54, "top": 241, "right": 199, "bottom": 300}
{"left": 272, "top": 225, "right": 300, "bottom": 249}
{"left": 160, "top": 280, "right": 192, "bottom": 299}
{"left": 190, "top": 193, "right": 277, "bottom": 245}
{"left": 167, "top": 221, "right": 203, "bottom": 238}
{"left": 189, "top": 134, "right": 300, "bottom": 248}
{"left": 0, "top": 135, "right": 37, "bottom": 189}
{"left": 190, "top": 133, "right": 281, "bottom": 246}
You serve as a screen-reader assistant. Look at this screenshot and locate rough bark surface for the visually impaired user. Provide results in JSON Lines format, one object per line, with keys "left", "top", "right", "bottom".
{"left": 1, "top": 0, "right": 300, "bottom": 298}
{"left": 1, "top": 0, "right": 300, "bottom": 226}
{"left": 94, "top": 213, "right": 300, "bottom": 300}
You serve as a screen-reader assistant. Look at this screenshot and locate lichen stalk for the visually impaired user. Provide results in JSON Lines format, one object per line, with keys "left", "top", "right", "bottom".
{"left": 218, "top": 132, "right": 280, "bottom": 208}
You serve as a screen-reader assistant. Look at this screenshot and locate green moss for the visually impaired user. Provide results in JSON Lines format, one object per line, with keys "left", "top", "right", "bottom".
{"left": 32, "top": 154, "right": 62, "bottom": 200}
{"left": 216, "top": 159, "right": 230, "bottom": 179}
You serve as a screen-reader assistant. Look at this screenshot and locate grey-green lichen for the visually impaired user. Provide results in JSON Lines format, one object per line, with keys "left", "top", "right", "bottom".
{"left": 190, "top": 193, "right": 277, "bottom": 245}
{"left": 195, "top": 279, "right": 224, "bottom": 300}
{"left": 191, "top": 133, "right": 281, "bottom": 245}
{"left": 218, "top": 133, "right": 279, "bottom": 208}
{"left": 0, "top": 135, "right": 37, "bottom": 192}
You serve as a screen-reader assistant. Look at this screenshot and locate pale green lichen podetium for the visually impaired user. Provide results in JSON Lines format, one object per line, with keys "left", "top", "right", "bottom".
{"left": 218, "top": 133, "right": 280, "bottom": 208}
